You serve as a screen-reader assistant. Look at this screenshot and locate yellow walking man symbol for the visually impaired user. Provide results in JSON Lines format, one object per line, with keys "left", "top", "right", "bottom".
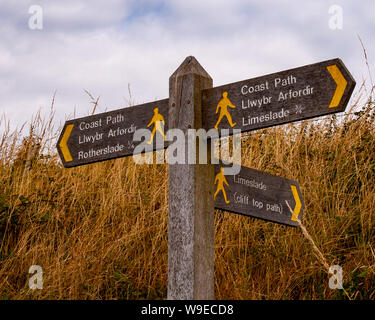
{"left": 214, "top": 167, "right": 230, "bottom": 204}
{"left": 214, "top": 91, "right": 237, "bottom": 130}
{"left": 147, "top": 107, "right": 166, "bottom": 144}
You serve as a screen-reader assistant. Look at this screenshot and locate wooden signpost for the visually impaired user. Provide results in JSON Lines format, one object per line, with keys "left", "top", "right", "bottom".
{"left": 202, "top": 58, "right": 355, "bottom": 134}
{"left": 57, "top": 99, "right": 169, "bottom": 168}
{"left": 214, "top": 165, "right": 304, "bottom": 227}
{"left": 167, "top": 56, "right": 214, "bottom": 300}
{"left": 56, "top": 56, "right": 355, "bottom": 300}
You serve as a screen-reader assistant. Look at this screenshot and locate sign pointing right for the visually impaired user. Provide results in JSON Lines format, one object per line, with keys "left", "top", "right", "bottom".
{"left": 214, "top": 165, "right": 304, "bottom": 227}
{"left": 203, "top": 58, "right": 355, "bottom": 133}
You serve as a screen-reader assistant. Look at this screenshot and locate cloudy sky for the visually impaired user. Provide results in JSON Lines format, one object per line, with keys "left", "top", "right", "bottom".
{"left": 0, "top": 0, "right": 374, "bottom": 132}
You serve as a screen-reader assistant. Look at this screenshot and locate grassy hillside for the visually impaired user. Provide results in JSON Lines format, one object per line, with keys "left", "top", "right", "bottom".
{"left": 0, "top": 85, "right": 374, "bottom": 300}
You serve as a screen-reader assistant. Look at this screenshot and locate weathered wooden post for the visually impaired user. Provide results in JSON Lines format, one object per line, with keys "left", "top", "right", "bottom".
{"left": 56, "top": 55, "right": 355, "bottom": 301}
{"left": 168, "top": 56, "right": 215, "bottom": 300}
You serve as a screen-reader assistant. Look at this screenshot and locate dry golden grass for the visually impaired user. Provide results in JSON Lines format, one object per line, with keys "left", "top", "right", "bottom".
{"left": 0, "top": 84, "right": 374, "bottom": 300}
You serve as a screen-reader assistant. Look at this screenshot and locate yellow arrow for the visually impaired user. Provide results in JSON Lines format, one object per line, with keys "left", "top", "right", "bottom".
{"left": 327, "top": 65, "right": 347, "bottom": 108}
{"left": 59, "top": 124, "right": 74, "bottom": 162}
{"left": 290, "top": 185, "right": 302, "bottom": 222}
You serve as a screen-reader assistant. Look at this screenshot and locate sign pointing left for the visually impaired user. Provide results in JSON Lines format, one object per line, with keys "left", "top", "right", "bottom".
{"left": 59, "top": 124, "right": 74, "bottom": 162}
{"left": 56, "top": 99, "right": 169, "bottom": 168}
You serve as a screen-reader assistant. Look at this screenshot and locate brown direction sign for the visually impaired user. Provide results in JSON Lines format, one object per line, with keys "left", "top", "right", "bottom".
{"left": 214, "top": 164, "right": 304, "bottom": 227}
{"left": 57, "top": 99, "right": 169, "bottom": 168}
{"left": 202, "top": 58, "right": 355, "bottom": 133}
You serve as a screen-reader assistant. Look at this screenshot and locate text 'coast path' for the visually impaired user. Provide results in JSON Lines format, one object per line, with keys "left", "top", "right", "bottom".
{"left": 203, "top": 58, "right": 355, "bottom": 134}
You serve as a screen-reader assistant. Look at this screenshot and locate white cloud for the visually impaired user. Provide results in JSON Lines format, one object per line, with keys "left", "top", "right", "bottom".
{"left": 0, "top": 0, "right": 374, "bottom": 133}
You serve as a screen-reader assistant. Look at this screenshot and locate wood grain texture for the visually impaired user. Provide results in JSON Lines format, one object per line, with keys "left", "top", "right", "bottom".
{"left": 202, "top": 58, "right": 355, "bottom": 135}
{"left": 168, "top": 56, "right": 214, "bottom": 300}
